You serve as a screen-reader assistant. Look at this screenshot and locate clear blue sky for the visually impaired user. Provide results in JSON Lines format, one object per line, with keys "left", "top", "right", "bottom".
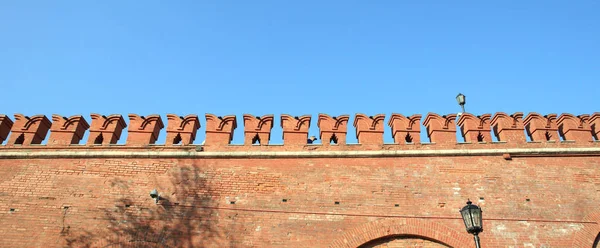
{"left": 1, "top": 1, "right": 599, "bottom": 144}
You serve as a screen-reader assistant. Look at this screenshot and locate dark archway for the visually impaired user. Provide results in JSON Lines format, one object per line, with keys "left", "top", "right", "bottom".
{"left": 329, "top": 218, "right": 472, "bottom": 248}
{"left": 359, "top": 235, "right": 450, "bottom": 248}
{"left": 593, "top": 232, "right": 600, "bottom": 248}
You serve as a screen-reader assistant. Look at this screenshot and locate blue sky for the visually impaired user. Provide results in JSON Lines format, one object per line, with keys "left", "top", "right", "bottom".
{"left": 1, "top": 1, "right": 599, "bottom": 144}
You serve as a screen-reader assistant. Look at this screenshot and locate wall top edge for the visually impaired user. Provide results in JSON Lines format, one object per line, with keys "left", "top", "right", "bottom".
{"left": 1, "top": 147, "right": 600, "bottom": 159}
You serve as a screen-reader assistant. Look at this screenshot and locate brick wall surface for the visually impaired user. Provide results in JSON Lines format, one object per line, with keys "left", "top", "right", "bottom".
{"left": 0, "top": 112, "right": 599, "bottom": 247}
{"left": 0, "top": 154, "right": 599, "bottom": 247}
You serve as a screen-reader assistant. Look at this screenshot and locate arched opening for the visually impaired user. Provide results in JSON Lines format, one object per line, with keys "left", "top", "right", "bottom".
{"left": 558, "top": 126, "right": 567, "bottom": 141}
{"left": 545, "top": 131, "right": 552, "bottom": 141}
{"left": 477, "top": 132, "right": 485, "bottom": 142}
{"left": 405, "top": 133, "right": 413, "bottom": 143}
{"left": 94, "top": 133, "right": 104, "bottom": 145}
{"left": 493, "top": 125, "right": 500, "bottom": 141}
{"left": 173, "top": 133, "right": 182, "bottom": 145}
{"left": 359, "top": 235, "right": 451, "bottom": 248}
{"left": 330, "top": 133, "right": 338, "bottom": 144}
{"left": 14, "top": 134, "right": 25, "bottom": 145}
{"left": 252, "top": 134, "right": 261, "bottom": 145}
{"left": 594, "top": 232, "right": 600, "bottom": 248}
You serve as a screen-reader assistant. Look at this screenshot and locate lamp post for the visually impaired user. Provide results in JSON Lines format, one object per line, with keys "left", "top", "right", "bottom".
{"left": 456, "top": 93, "right": 466, "bottom": 113}
{"left": 460, "top": 199, "right": 483, "bottom": 248}
{"left": 150, "top": 189, "right": 160, "bottom": 204}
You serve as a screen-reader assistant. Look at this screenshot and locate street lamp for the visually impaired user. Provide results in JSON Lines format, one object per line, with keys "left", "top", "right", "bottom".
{"left": 460, "top": 199, "right": 483, "bottom": 248}
{"left": 456, "top": 93, "right": 466, "bottom": 113}
{"left": 150, "top": 189, "right": 160, "bottom": 204}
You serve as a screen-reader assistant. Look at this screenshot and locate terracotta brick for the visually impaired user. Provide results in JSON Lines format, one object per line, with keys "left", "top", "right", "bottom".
{"left": 6, "top": 114, "right": 51, "bottom": 145}
{"left": 354, "top": 114, "right": 385, "bottom": 145}
{"left": 126, "top": 114, "right": 164, "bottom": 145}
{"left": 0, "top": 114, "right": 13, "bottom": 144}
{"left": 281, "top": 114, "right": 311, "bottom": 145}
{"left": 48, "top": 114, "right": 89, "bottom": 146}
{"left": 423, "top": 113, "right": 457, "bottom": 144}
{"left": 523, "top": 113, "right": 559, "bottom": 142}
{"left": 87, "top": 114, "right": 127, "bottom": 145}
{"left": 388, "top": 114, "right": 421, "bottom": 144}
{"left": 557, "top": 113, "right": 593, "bottom": 142}
{"left": 165, "top": 114, "right": 200, "bottom": 145}
{"left": 317, "top": 114, "right": 349, "bottom": 145}
{"left": 205, "top": 114, "right": 237, "bottom": 146}
{"left": 490, "top": 112, "right": 526, "bottom": 142}
{"left": 0, "top": 111, "right": 599, "bottom": 248}
{"left": 590, "top": 112, "right": 600, "bottom": 140}
{"left": 456, "top": 113, "right": 491, "bottom": 143}
{"left": 243, "top": 114, "right": 274, "bottom": 145}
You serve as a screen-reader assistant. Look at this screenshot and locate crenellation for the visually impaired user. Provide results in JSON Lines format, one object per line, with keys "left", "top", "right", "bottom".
{"left": 353, "top": 113, "right": 385, "bottom": 145}
{"left": 0, "top": 111, "right": 598, "bottom": 148}
{"left": 281, "top": 114, "right": 311, "bottom": 145}
{"left": 423, "top": 113, "right": 457, "bottom": 144}
{"left": 87, "top": 114, "right": 127, "bottom": 145}
{"left": 205, "top": 114, "right": 237, "bottom": 146}
{"left": 388, "top": 113, "right": 421, "bottom": 144}
{"left": 126, "top": 114, "right": 165, "bottom": 145}
{"left": 166, "top": 114, "right": 200, "bottom": 145}
{"left": 243, "top": 114, "right": 274, "bottom": 145}
{"left": 7, "top": 114, "right": 52, "bottom": 145}
{"left": 491, "top": 112, "right": 526, "bottom": 142}
{"left": 48, "top": 114, "right": 90, "bottom": 146}
{"left": 589, "top": 112, "right": 600, "bottom": 140}
{"left": 317, "top": 114, "right": 349, "bottom": 145}
{"left": 523, "top": 113, "right": 559, "bottom": 142}
{"left": 457, "top": 113, "right": 492, "bottom": 143}
{"left": 0, "top": 114, "right": 14, "bottom": 144}
{"left": 557, "top": 113, "right": 593, "bottom": 142}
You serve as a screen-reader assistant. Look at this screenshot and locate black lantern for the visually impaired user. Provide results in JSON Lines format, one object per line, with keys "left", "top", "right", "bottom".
{"left": 456, "top": 93, "right": 466, "bottom": 113}
{"left": 460, "top": 200, "right": 483, "bottom": 248}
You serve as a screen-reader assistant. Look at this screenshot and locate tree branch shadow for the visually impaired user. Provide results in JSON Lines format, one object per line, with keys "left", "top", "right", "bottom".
{"left": 64, "top": 163, "right": 233, "bottom": 247}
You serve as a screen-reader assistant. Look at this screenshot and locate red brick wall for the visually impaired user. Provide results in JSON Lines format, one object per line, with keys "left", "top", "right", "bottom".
{"left": 0, "top": 152, "right": 599, "bottom": 247}
{"left": 1, "top": 112, "right": 599, "bottom": 247}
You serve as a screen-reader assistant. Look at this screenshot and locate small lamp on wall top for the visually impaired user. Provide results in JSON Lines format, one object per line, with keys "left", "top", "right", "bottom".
{"left": 456, "top": 93, "right": 466, "bottom": 113}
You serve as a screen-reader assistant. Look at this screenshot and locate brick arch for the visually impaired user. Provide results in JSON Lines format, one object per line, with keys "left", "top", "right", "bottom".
{"left": 359, "top": 235, "right": 450, "bottom": 247}
{"left": 329, "top": 218, "right": 472, "bottom": 248}
{"left": 572, "top": 211, "right": 600, "bottom": 247}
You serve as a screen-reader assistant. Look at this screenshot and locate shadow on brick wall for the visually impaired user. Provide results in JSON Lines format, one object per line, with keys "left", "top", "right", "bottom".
{"left": 62, "top": 164, "right": 235, "bottom": 247}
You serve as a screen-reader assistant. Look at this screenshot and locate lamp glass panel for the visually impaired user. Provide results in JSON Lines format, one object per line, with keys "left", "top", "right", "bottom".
{"left": 461, "top": 209, "right": 473, "bottom": 229}
{"left": 456, "top": 94, "right": 465, "bottom": 104}
{"left": 471, "top": 208, "right": 482, "bottom": 228}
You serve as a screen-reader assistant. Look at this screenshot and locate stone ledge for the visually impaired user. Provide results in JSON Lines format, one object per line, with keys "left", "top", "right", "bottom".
{"left": 1, "top": 147, "right": 600, "bottom": 159}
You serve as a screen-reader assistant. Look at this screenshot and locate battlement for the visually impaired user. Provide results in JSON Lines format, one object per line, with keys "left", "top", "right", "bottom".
{"left": 0, "top": 112, "right": 599, "bottom": 151}
{"left": 1, "top": 112, "right": 600, "bottom": 248}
